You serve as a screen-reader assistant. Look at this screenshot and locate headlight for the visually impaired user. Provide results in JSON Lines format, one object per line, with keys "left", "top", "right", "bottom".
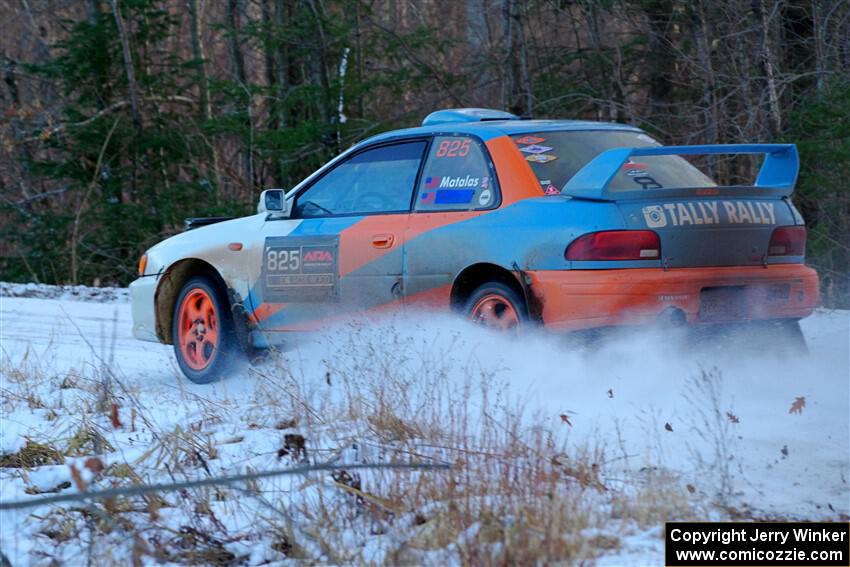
{"left": 138, "top": 254, "right": 148, "bottom": 276}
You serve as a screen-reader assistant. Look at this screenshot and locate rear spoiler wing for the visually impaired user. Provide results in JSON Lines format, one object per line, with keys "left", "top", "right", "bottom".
{"left": 562, "top": 143, "right": 799, "bottom": 201}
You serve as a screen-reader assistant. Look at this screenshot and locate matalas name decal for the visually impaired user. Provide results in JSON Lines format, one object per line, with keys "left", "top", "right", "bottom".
{"left": 641, "top": 200, "right": 777, "bottom": 228}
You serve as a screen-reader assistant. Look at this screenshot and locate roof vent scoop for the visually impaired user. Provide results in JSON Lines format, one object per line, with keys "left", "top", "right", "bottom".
{"left": 421, "top": 108, "right": 520, "bottom": 127}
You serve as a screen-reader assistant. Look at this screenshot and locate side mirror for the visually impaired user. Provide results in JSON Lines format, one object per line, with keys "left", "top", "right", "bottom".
{"left": 258, "top": 189, "right": 290, "bottom": 218}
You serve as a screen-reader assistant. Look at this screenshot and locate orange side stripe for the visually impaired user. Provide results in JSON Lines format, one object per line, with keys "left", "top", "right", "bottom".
{"left": 338, "top": 214, "right": 409, "bottom": 277}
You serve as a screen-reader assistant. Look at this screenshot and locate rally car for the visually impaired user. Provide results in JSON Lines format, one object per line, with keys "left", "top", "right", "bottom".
{"left": 130, "top": 108, "right": 819, "bottom": 383}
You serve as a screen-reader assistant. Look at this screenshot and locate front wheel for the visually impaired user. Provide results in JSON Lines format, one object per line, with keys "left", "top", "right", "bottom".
{"left": 172, "top": 276, "right": 239, "bottom": 383}
{"left": 464, "top": 281, "right": 528, "bottom": 331}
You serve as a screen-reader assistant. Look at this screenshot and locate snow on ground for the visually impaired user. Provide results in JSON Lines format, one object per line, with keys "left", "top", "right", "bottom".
{"left": 0, "top": 284, "right": 848, "bottom": 565}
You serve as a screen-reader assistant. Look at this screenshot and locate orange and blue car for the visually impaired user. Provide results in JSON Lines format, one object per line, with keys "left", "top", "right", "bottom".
{"left": 130, "top": 108, "right": 819, "bottom": 382}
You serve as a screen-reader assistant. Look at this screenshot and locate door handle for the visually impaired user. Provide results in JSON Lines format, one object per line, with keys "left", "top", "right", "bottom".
{"left": 371, "top": 234, "right": 394, "bottom": 249}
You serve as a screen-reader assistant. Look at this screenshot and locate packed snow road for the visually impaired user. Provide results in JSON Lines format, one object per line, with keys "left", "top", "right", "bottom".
{"left": 0, "top": 284, "right": 848, "bottom": 564}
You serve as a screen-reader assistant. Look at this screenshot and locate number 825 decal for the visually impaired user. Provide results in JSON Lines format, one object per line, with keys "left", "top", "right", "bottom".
{"left": 435, "top": 138, "right": 471, "bottom": 158}
{"left": 266, "top": 248, "right": 300, "bottom": 271}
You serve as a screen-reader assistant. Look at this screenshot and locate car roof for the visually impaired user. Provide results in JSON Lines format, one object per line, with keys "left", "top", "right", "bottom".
{"left": 357, "top": 119, "right": 646, "bottom": 148}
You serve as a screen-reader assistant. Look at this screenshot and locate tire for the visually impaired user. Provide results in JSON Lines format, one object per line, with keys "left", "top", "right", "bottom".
{"left": 759, "top": 318, "right": 809, "bottom": 355}
{"left": 171, "top": 276, "right": 239, "bottom": 383}
{"left": 464, "top": 281, "right": 528, "bottom": 331}
{"left": 694, "top": 318, "right": 808, "bottom": 355}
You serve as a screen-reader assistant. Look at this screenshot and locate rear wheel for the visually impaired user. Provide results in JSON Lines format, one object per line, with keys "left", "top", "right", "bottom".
{"left": 693, "top": 318, "right": 808, "bottom": 355}
{"left": 172, "top": 276, "right": 238, "bottom": 383}
{"left": 755, "top": 318, "right": 808, "bottom": 354}
{"left": 464, "top": 281, "right": 527, "bottom": 331}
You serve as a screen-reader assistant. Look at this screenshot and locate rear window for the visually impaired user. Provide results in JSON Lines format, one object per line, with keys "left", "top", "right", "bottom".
{"left": 511, "top": 131, "right": 716, "bottom": 193}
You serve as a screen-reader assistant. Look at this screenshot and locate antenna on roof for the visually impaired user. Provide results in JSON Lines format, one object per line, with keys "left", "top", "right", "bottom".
{"left": 422, "top": 108, "right": 520, "bottom": 127}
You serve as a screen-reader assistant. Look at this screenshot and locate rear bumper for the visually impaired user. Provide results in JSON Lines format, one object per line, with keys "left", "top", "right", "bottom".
{"left": 527, "top": 264, "right": 819, "bottom": 331}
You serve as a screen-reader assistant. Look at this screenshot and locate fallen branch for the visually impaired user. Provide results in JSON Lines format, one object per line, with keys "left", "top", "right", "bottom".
{"left": 0, "top": 461, "right": 450, "bottom": 512}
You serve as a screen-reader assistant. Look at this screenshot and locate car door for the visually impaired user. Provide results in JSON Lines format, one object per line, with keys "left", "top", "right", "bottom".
{"left": 403, "top": 135, "right": 502, "bottom": 308}
{"left": 252, "top": 139, "right": 427, "bottom": 334}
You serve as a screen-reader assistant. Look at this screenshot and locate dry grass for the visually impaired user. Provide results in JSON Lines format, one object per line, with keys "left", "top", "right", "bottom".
{"left": 0, "top": 318, "right": 709, "bottom": 565}
{"left": 0, "top": 440, "right": 65, "bottom": 468}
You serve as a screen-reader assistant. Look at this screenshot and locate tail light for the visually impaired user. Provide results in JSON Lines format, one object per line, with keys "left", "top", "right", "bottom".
{"left": 566, "top": 230, "right": 661, "bottom": 261}
{"left": 768, "top": 226, "right": 806, "bottom": 256}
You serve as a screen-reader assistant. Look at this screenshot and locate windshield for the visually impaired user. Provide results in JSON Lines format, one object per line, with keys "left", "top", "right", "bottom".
{"left": 511, "top": 131, "right": 716, "bottom": 193}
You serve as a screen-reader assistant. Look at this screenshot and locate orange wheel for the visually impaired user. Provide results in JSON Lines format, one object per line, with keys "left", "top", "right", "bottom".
{"left": 171, "top": 276, "right": 238, "bottom": 383}
{"left": 465, "top": 282, "right": 527, "bottom": 331}
{"left": 176, "top": 288, "right": 219, "bottom": 371}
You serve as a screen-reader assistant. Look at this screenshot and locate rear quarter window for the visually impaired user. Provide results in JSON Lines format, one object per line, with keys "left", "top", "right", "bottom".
{"left": 415, "top": 136, "right": 499, "bottom": 211}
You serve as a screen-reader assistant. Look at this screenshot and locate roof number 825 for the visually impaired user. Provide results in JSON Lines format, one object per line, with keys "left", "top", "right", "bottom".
{"left": 436, "top": 139, "right": 471, "bottom": 158}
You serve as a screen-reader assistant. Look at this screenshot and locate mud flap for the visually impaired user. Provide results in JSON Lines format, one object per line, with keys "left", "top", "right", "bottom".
{"left": 227, "top": 288, "right": 254, "bottom": 358}
{"left": 512, "top": 262, "right": 544, "bottom": 324}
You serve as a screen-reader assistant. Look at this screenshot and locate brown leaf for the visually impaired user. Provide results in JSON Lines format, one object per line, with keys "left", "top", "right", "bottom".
{"left": 110, "top": 403, "right": 123, "bottom": 429}
{"left": 664, "top": 422, "right": 673, "bottom": 432}
{"left": 781, "top": 445, "right": 789, "bottom": 457}
{"left": 686, "top": 483, "right": 696, "bottom": 494}
{"left": 83, "top": 457, "right": 104, "bottom": 475}
{"left": 146, "top": 496, "right": 161, "bottom": 521}
{"left": 560, "top": 414, "right": 573, "bottom": 427}
{"left": 789, "top": 396, "right": 806, "bottom": 415}
{"left": 726, "top": 411, "right": 740, "bottom": 424}
{"left": 278, "top": 433, "right": 308, "bottom": 461}
{"left": 103, "top": 497, "right": 120, "bottom": 514}
{"left": 69, "top": 465, "right": 87, "bottom": 492}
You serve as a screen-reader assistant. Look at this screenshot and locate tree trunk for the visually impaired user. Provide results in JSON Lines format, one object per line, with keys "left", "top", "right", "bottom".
{"left": 306, "top": 0, "right": 332, "bottom": 123}
{"left": 110, "top": 0, "right": 143, "bottom": 203}
{"left": 110, "top": 0, "right": 142, "bottom": 134}
{"left": 187, "top": 0, "right": 212, "bottom": 121}
{"left": 690, "top": 0, "right": 719, "bottom": 175}
{"left": 501, "top": 0, "right": 531, "bottom": 116}
{"left": 753, "top": 0, "right": 782, "bottom": 140}
{"left": 226, "top": 0, "right": 253, "bottom": 192}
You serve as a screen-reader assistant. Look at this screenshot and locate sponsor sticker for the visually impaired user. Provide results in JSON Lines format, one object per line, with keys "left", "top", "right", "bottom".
{"left": 526, "top": 154, "right": 557, "bottom": 163}
{"left": 262, "top": 236, "right": 339, "bottom": 302}
{"left": 435, "top": 189, "right": 475, "bottom": 205}
{"left": 519, "top": 144, "right": 553, "bottom": 154}
{"left": 514, "top": 135, "right": 545, "bottom": 145}
{"left": 478, "top": 189, "right": 493, "bottom": 206}
{"left": 622, "top": 161, "right": 648, "bottom": 177}
{"left": 425, "top": 174, "right": 480, "bottom": 189}
{"left": 642, "top": 205, "right": 667, "bottom": 228}
{"left": 420, "top": 191, "right": 436, "bottom": 204}
{"left": 641, "top": 200, "right": 778, "bottom": 227}
{"left": 544, "top": 184, "right": 560, "bottom": 196}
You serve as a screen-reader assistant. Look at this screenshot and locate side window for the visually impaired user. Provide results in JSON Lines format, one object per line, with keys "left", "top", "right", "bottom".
{"left": 415, "top": 136, "right": 499, "bottom": 212}
{"left": 293, "top": 141, "right": 426, "bottom": 218}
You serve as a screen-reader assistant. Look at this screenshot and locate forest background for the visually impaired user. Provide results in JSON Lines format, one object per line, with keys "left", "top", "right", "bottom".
{"left": 1, "top": 0, "right": 847, "bottom": 305}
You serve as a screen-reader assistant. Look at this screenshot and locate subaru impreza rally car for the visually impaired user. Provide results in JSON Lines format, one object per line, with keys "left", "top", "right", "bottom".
{"left": 130, "top": 108, "right": 819, "bottom": 382}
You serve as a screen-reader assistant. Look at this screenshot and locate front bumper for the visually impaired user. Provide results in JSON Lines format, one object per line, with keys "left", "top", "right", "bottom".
{"left": 527, "top": 264, "right": 819, "bottom": 331}
{"left": 129, "top": 276, "right": 160, "bottom": 342}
